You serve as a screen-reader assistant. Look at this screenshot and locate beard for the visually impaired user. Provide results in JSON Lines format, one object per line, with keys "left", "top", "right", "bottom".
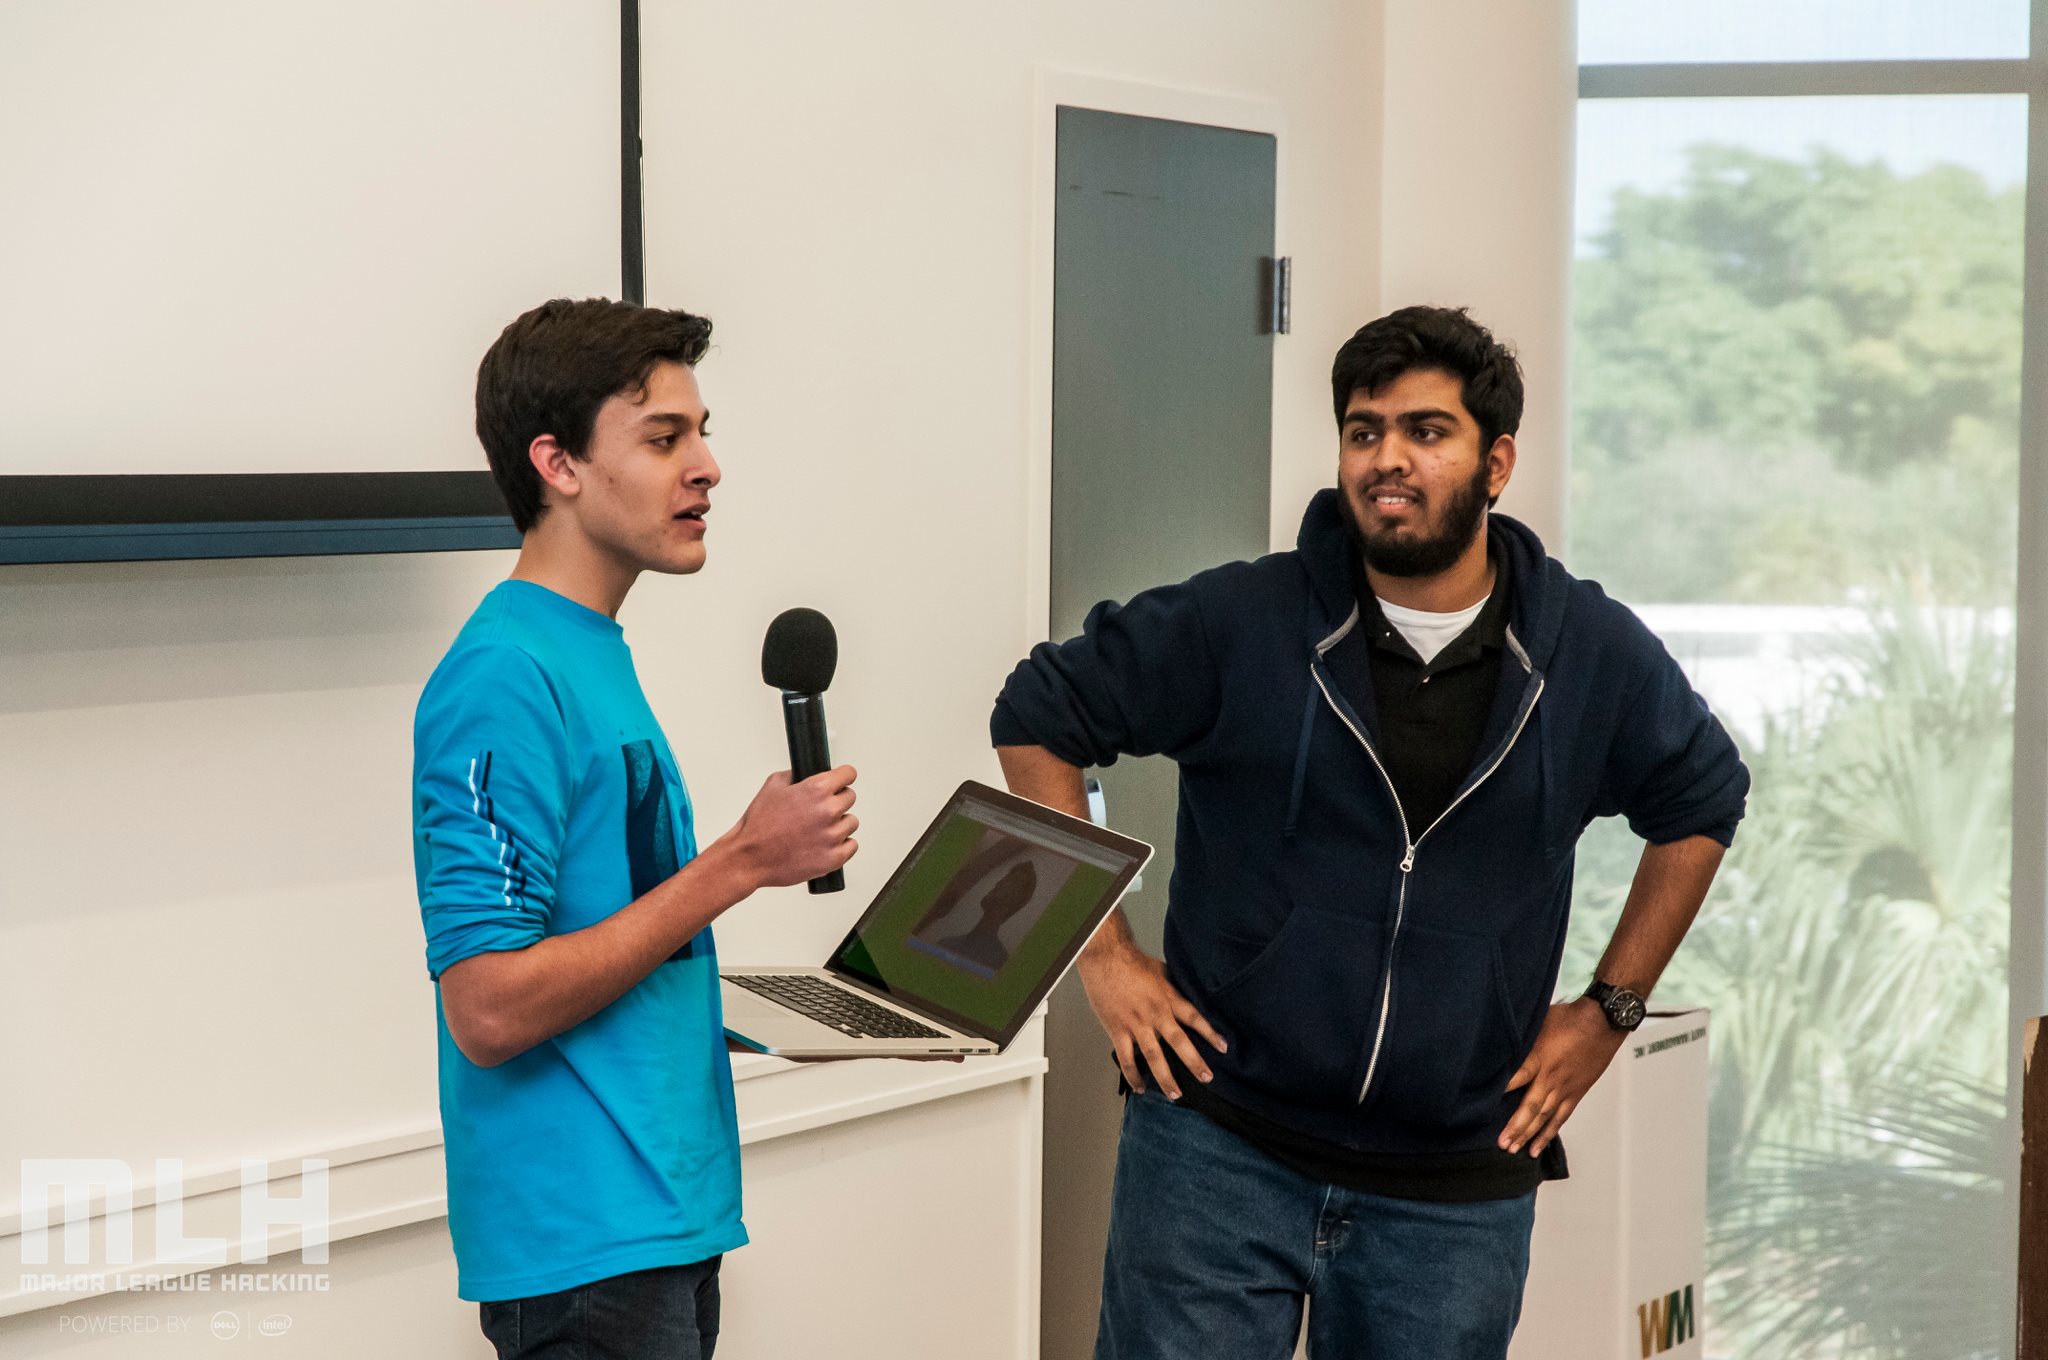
{"left": 1348, "top": 459, "right": 1491, "bottom": 578}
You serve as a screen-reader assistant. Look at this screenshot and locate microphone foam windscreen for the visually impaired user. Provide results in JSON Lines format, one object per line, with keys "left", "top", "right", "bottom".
{"left": 761, "top": 607, "right": 838, "bottom": 693}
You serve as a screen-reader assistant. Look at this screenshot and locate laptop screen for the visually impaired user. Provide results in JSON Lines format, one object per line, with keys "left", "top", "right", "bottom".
{"left": 826, "top": 781, "right": 1150, "bottom": 1047}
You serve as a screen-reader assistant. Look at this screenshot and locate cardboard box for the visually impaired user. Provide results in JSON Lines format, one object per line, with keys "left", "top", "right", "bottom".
{"left": 1509, "top": 1007, "right": 1710, "bottom": 1360}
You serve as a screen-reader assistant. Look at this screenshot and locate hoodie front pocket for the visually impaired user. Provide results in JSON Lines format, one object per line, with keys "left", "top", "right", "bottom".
{"left": 1360, "top": 924, "right": 1520, "bottom": 1132}
{"left": 1206, "top": 903, "right": 1386, "bottom": 1112}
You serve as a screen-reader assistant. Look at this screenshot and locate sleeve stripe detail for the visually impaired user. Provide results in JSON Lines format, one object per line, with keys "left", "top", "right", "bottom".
{"left": 468, "top": 750, "right": 523, "bottom": 910}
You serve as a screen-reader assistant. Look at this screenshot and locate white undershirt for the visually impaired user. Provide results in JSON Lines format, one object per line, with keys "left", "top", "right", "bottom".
{"left": 1377, "top": 595, "right": 1486, "bottom": 666}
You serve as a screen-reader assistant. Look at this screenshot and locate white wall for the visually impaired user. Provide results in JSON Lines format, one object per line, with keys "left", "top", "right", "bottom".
{"left": 1, "top": 0, "right": 1586, "bottom": 1349}
{"left": 0, "top": 551, "right": 502, "bottom": 1176}
{"left": 1379, "top": 0, "right": 1578, "bottom": 549}
{"left": 616, "top": 0, "right": 1385, "bottom": 968}
{"left": 0, "top": 0, "right": 620, "bottom": 478}
{"left": 0, "top": 0, "right": 1389, "bottom": 1352}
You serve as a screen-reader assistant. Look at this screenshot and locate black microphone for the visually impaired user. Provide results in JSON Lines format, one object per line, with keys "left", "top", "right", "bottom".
{"left": 761, "top": 607, "right": 845, "bottom": 894}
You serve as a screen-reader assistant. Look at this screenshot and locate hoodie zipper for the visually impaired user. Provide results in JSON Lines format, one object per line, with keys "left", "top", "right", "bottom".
{"left": 1309, "top": 619, "right": 1546, "bottom": 1104}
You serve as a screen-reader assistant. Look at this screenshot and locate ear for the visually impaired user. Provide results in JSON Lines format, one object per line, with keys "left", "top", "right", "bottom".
{"left": 527, "top": 435, "right": 582, "bottom": 509}
{"left": 1486, "top": 433, "right": 1517, "bottom": 501}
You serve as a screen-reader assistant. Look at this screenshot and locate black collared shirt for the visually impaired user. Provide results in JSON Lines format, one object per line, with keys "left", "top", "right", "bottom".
{"left": 1351, "top": 541, "right": 1512, "bottom": 838}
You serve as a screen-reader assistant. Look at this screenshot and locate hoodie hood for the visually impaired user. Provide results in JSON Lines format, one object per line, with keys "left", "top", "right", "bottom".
{"left": 1294, "top": 487, "right": 1570, "bottom": 670}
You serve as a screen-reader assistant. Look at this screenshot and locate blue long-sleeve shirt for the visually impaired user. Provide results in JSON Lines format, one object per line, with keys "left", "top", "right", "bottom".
{"left": 413, "top": 580, "right": 745, "bottom": 1301}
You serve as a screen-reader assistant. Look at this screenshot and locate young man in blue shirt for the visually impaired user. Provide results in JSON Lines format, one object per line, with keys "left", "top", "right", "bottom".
{"left": 413, "top": 298, "right": 859, "bottom": 1359}
{"left": 994, "top": 306, "right": 1748, "bottom": 1359}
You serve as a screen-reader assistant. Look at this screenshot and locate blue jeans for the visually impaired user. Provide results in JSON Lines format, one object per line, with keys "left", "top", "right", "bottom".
{"left": 1096, "top": 1091, "right": 1535, "bottom": 1360}
{"left": 479, "top": 1257, "right": 722, "bottom": 1360}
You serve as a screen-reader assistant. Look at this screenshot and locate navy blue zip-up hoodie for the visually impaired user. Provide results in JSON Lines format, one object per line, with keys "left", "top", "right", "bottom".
{"left": 991, "top": 490, "right": 1749, "bottom": 1154}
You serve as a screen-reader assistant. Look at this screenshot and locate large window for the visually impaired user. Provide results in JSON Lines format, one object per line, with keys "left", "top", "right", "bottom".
{"left": 1569, "top": 10, "right": 2038, "bottom": 1358}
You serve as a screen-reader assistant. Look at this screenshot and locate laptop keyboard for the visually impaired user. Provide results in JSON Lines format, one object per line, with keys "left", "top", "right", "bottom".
{"left": 728, "top": 974, "right": 948, "bottom": 1041}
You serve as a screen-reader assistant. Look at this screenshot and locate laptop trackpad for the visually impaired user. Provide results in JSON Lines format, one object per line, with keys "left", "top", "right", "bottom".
{"left": 721, "top": 980, "right": 849, "bottom": 1050}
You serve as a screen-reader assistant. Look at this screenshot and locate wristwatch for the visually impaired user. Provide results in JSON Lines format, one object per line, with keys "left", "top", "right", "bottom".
{"left": 1583, "top": 980, "right": 1647, "bottom": 1032}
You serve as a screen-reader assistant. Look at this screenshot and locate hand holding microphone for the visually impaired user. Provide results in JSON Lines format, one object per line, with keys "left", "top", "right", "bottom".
{"left": 760, "top": 608, "right": 852, "bottom": 893}
{"left": 725, "top": 765, "right": 858, "bottom": 890}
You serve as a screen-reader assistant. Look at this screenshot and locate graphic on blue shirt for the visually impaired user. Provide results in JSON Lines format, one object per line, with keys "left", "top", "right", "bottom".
{"left": 623, "top": 738, "right": 703, "bottom": 962}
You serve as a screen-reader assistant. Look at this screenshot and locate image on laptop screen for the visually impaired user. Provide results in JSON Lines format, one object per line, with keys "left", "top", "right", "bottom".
{"left": 828, "top": 785, "right": 1144, "bottom": 1040}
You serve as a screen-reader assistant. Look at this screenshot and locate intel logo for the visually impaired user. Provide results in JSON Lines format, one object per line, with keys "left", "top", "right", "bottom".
{"left": 258, "top": 1314, "right": 293, "bottom": 1339}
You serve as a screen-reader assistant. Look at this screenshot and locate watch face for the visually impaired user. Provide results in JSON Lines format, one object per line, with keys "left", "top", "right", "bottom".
{"left": 1610, "top": 990, "right": 1647, "bottom": 1031}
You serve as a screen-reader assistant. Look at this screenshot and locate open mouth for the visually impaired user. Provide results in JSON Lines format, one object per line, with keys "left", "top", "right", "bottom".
{"left": 673, "top": 508, "right": 707, "bottom": 522}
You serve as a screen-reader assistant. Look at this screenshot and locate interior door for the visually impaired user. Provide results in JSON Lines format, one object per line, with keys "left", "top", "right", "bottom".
{"left": 1041, "top": 105, "right": 1277, "bottom": 1360}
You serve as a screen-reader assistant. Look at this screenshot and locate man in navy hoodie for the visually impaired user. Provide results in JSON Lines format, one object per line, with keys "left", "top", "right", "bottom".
{"left": 992, "top": 306, "right": 1748, "bottom": 1359}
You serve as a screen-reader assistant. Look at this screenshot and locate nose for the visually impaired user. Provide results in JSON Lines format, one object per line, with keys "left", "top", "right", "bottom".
{"left": 1367, "top": 434, "right": 1414, "bottom": 481}
{"left": 688, "top": 441, "right": 721, "bottom": 491}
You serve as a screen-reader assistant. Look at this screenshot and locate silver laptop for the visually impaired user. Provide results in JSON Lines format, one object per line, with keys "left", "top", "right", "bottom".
{"left": 721, "top": 779, "right": 1152, "bottom": 1058}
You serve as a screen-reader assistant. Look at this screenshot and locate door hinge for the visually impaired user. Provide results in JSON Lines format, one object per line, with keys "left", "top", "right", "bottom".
{"left": 1263, "top": 255, "right": 1292, "bottom": 336}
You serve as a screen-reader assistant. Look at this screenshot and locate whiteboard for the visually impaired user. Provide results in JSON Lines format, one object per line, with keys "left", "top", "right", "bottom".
{"left": 0, "top": 0, "right": 621, "bottom": 478}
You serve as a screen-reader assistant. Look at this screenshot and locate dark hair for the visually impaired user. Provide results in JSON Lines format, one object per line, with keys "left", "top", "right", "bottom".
{"left": 475, "top": 298, "right": 713, "bottom": 533}
{"left": 1329, "top": 305, "right": 1524, "bottom": 457}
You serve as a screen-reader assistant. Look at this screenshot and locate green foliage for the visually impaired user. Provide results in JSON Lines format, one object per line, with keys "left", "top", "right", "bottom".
{"left": 1567, "top": 139, "right": 2022, "bottom": 1359}
{"left": 1711, "top": 1075, "right": 2006, "bottom": 1360}
{"left": 1570, "top": 426, "right": 2016, "bottom": 606}
{"left": 1570, "top": 145, "right": 2022, "bottom": 606}
{"left": 1563, "top": 588, "right": 2013, "bottom": 1360}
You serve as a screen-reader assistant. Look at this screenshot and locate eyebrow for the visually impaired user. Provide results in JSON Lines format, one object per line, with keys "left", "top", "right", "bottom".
{"left": 637, "top": 409, "right": 709, "bottom": 430}
{"left": 1342, "top": 406, "right": 1461, "bottom": 428}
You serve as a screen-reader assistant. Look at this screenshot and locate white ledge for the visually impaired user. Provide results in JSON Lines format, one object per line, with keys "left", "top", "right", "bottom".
{"left": 0, "top": 1044, "right": 1044, "bottom": 1318}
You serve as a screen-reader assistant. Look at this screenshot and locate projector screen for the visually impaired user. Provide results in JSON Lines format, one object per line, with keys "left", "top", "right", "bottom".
{"left": 0, "top": 1, "right": 621, "bottom": 486}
